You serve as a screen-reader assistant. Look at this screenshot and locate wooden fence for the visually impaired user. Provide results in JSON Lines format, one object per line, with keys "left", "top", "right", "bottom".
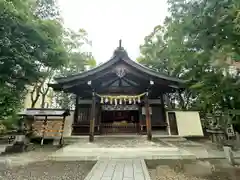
{"left": 101, "top": 123, "right": 139, "bottom": 134}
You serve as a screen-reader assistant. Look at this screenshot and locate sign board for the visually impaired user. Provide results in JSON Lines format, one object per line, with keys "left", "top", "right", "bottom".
{"left": 18, "top": 109, "right": 66, "bottom": 116}
{"left": 102, "top": 104, "right": 139, "bottom": 111}
{"left": 149, "top": 99, "right": 161, "bottom": 104}
{"left": 78, "top": 99, "right": 92, "bottom": 104}
{"left": 226, "top": 124, "right": 235, "bottom": 137}
{"left": 141, "top": 107, "right": 152, "bottom": 115}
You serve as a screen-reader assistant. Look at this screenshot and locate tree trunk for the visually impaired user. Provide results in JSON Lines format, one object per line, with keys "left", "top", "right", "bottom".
{"left": 30, "top": 81, "right": 44, "bottom": 108}
{"left": 40, "top": 87, "right": 49, "bottom": 108}
{"left": 41, "top": 95, "right": 45, "bottom": 108}
{"left": 31, "top": 94, "right": 40, "bottom": 108}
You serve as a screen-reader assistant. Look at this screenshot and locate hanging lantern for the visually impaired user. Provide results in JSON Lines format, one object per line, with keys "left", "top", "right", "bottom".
{"left": 100, "top": 97, "right": 103, "bottom": 104}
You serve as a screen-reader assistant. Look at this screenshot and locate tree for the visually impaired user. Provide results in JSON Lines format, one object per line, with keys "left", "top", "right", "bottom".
{"left": 138, "top": 0, "right": 240, "bottom": 117}
{"left": 52, "top": 29, "right": 96, "bottom": 109}
{"left": 0, "top": 0, "right": 67, "bottom": 119}
{"left": 29, "top": 0, "right": 65, "bottom": 108}
{"left": 34, "top": 0, "right": 61, "bottom": 20}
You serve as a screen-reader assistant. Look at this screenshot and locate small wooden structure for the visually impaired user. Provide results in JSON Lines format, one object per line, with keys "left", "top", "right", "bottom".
{"left": 18, "top": 108, "right": 70, "bottom": 145}
{"left": 49, "top": 41, "right": 185, "bottom": 141}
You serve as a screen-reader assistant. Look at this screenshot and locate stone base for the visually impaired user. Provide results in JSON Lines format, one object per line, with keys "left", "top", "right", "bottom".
{"left": 48, "top": 145, "right": 195, "bottom": 161}
{"left": 1, "top": 142, "right": 34, "bottom": 155}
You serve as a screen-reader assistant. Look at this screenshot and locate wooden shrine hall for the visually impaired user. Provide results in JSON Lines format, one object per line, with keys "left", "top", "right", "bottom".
{"left": 49, "top": 41, "right": 185, "bottom": 141}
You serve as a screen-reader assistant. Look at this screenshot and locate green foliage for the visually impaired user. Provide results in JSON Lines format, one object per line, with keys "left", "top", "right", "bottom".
{"left": 53, "top": 29, "right": 96, "bottom": 109}
{"left": 139, "top": 0, "right": 240, "bottom": 115}
{"left": 61, "top": 28, "right": 96, "bottom": 74}
{"left": 34, "top": 0, "right": 61, "bottom": 20}
{"left": 0, "top": 0, "right": 67, "bottom": 119}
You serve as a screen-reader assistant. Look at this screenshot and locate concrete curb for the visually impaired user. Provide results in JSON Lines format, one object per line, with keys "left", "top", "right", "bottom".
{"left": 61, "top": 147, "right": 180, "bottom": 152}
{"left": 83, "top": 161, "right": 101, "bottom": 180}
{"left": 140, "top": 159, "right": 151, "bottom": 180}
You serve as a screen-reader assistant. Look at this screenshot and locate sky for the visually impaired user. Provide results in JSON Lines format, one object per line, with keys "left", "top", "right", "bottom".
{"left": 58, "top": 0, "right": 168, "bottom": 64}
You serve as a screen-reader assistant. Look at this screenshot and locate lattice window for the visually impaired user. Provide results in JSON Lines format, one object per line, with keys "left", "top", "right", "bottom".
{"left": 77, "top": 108, "right": 89, "bottom": 122}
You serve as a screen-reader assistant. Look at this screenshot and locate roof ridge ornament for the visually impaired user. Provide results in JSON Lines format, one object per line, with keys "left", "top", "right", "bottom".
{"left": 119, "top": 39, "right": 122, "bottom": 48}
{"left": 117, "top": 39, "right": 124, "bottom": 50}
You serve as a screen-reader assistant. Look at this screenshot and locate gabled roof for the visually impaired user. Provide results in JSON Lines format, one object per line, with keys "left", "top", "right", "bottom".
{"left": 54, "top": 46, "right": 185, "bottom": 85}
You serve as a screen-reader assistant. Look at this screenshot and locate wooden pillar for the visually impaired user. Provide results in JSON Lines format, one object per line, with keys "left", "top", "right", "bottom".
{"left": 160, "top": 92, "right": 166, "bottom": 122}
{"left": 59, "top": 116, "right": 66, "bottom": 146}
{"left": 74, "top": 95, "right": 79, "bottom": 124}
{"left": 139, "top": 107, "right": 143, "bottom": 134}
{"left": 98, "top": 106, "right": 102, "bottom": 134}
{"left": 89, "top": 91, "right": 96, "bottom": 142}
{"left": 41, "top": 115, "right": 47, "bottom": 145}
{"left": 145, "top": 92, "right": 152, "bottom": 141}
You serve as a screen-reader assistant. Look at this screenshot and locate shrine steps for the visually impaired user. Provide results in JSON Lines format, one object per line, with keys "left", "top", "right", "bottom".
{"left": 62, "top": 135, "right": 187, "bottom": 145}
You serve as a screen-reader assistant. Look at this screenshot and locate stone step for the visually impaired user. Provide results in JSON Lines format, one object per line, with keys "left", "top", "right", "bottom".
{"left": 62, "top": 135, "right": 187, "bottom": 144}
{"left": 160, "top": 137, "right": 187, "bottom": 142}
{"left": 48, "top": 154, "right": 196, "bottom": 161}
{"left": 60, "top": 147, "right": 180, "bottom": 153}
{"left": 48, "top": 149, "right": 196, "bottom": 161}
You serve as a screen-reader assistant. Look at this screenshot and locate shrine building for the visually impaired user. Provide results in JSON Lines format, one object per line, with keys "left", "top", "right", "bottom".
{"left": 49, "top": 41, "right": 204, "bottom": 141}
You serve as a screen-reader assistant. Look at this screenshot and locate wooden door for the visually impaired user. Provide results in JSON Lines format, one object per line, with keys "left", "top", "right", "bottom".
{"left": 168, "top": 112, "right": 179, "bottom": 135}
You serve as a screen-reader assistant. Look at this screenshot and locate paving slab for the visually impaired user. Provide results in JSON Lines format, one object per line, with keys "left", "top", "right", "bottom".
{"left": 84, "top": 159, "right": 151, "bottom": 180}
{"left": 48, "top": 139, "right": 195, "bottom": 160}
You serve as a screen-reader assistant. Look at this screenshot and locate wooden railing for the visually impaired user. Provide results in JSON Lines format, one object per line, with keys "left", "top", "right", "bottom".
{"left": 101, "top": 123, "right": 139, "bottom": 134}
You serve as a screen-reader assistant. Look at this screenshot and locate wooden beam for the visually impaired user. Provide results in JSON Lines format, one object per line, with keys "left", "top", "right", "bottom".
{"left": 89, "top": 91, "right": 96, "bottom": 142}
{"left": 97, "top": 87, "right": 144, "bottom": 94}
{"left": 126, "top": 66, "right": 180, "bottom": 87}
{"left": 119, "top": 78, "right": 122, "bottom": 87}
{"left": 62, "top": 69, "right": 114, "bottom": 89}
{"left": 122, "top": 77, "right": 139, "bottom": 87}
{"left": 101, "top": 77, "right": 119, "bottom": 88}
{"left": 145, "top": 92, "right": 152, "bottom": 141}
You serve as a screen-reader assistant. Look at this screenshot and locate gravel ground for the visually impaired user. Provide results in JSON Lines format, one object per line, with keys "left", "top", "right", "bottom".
{"left": 70, "top": 137, "right": 169, "bottom": 148}
{"left": 0, "top": 160, "right": 96, "bottom": 180}
{"left": 146, "top": 159, "right": 240, "bottom": 180}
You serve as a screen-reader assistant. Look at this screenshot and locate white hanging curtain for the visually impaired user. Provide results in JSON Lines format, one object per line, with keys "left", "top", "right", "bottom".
{"left": 119, "top": 98, "right": 122, "bottom": 105}
{"left": 129, "top": 97, "right": 132, "bottom": 104}
{"left": 105, "top": 97, "right": 108, "bottom": 103}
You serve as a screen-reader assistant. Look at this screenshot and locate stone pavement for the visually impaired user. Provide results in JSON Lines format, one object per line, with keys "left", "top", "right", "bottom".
{"left": 84, "top": 159, "right": 151, "bottom": 180}
{"left": 0, "top": 144, "right": 7, "bottom": 154}
{"left": 48, "top": 137, "right": 195, "bottom": 161}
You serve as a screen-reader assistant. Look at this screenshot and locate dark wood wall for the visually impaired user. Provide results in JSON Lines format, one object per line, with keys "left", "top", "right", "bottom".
{"left": 140, "top": 105, "right": 166, "bottom": 127}
{"left": 72, "top": 98, "right": 166, "bottom": 135}
{"left": 75, "top": 104, "right": 90, "bottom": 125}
{"left": 75, "top": 103, "right": 165, "bottom": 125}
{"left": 75, "top": 104, "right": 101, "bottom": 125}
{"left": 151, "top": 105, "right": 165, "bottom": 125}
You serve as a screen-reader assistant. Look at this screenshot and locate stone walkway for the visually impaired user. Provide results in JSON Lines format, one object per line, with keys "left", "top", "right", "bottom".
{"left": 84, "top": 159, "right": 151, "bottom": 180}
{"left": 48, "top": 137, "right": 195, "bottom": 161}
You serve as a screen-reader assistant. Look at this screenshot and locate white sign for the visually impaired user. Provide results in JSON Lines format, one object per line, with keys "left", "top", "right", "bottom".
{"left": 141, "top": 107, "right": 152, "bottom": 115}
{"left": 226, "top": 124, "right": 235, "bottom": 137}
{"left": 102, "top": 104, "right": 139, "bottom": 111}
